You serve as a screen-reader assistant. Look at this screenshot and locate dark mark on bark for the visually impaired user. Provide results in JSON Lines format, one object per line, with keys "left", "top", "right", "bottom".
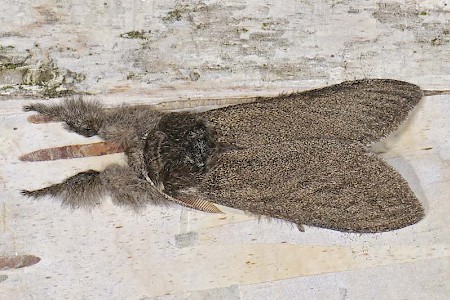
{"left": 175, "top": 231, "right": 198, "bottom": 248}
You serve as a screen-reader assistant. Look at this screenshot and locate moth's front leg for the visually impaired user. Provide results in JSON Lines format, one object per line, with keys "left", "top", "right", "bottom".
{"left": 23, "top": 98, "right": 106, "bottom": 137}
{"left": 21, "top": 170, "right": 105, "bottom": 208}
{"left": 21, "top": 165, "right": 167, "bottom": 210}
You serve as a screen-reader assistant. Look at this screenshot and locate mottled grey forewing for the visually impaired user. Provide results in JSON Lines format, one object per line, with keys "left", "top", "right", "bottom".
{"left": 197, "top": 139, "right": 424, "bottom": 232}
{"left": 194, "top": 79, "right": 426, "bottom": 232}
{"left": 202, "top": 79, "right": 423, "bottom": 147}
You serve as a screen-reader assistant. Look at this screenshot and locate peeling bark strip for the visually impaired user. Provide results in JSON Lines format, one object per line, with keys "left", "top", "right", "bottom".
{"left": 19, "top": 142, "right": 124, "bottom": 161}
{"left": 0, "top": 255, "right": 41, "bottom": 270}
{"left": 153, "top": 96, "right": 259, "bottom": 111}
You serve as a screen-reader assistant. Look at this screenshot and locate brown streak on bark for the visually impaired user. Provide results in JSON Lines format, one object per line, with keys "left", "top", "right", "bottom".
{"left": 0, "top": 255, "right": 41, "bottom": 270}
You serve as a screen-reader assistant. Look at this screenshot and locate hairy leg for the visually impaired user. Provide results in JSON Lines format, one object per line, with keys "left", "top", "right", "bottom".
{"left": 100, "top": 165, "right": 167, "bottom": 208}
{"left": 97, "top": 106, "right": 165, "bottom": 146}
{"left": 22, "top": 165, "right": 167, "bottom": 209}
{"left": 24, "top": 98, "right": 167, "bottom": 148}
{"left": 21, "top": 170, "right": 105, "bottom": 208}
{"left": 23, "top": 97, "right": 106, "bottom": 137}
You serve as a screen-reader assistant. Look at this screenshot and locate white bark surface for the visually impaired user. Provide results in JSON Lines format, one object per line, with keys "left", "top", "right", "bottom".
{"left": 0, "top": 1, "right": 449, "bottom": 299}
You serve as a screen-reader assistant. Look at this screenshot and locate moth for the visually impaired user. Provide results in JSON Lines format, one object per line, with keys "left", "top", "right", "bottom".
{"left": 21, "top": 79, "right": 433, "bottom": 233}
